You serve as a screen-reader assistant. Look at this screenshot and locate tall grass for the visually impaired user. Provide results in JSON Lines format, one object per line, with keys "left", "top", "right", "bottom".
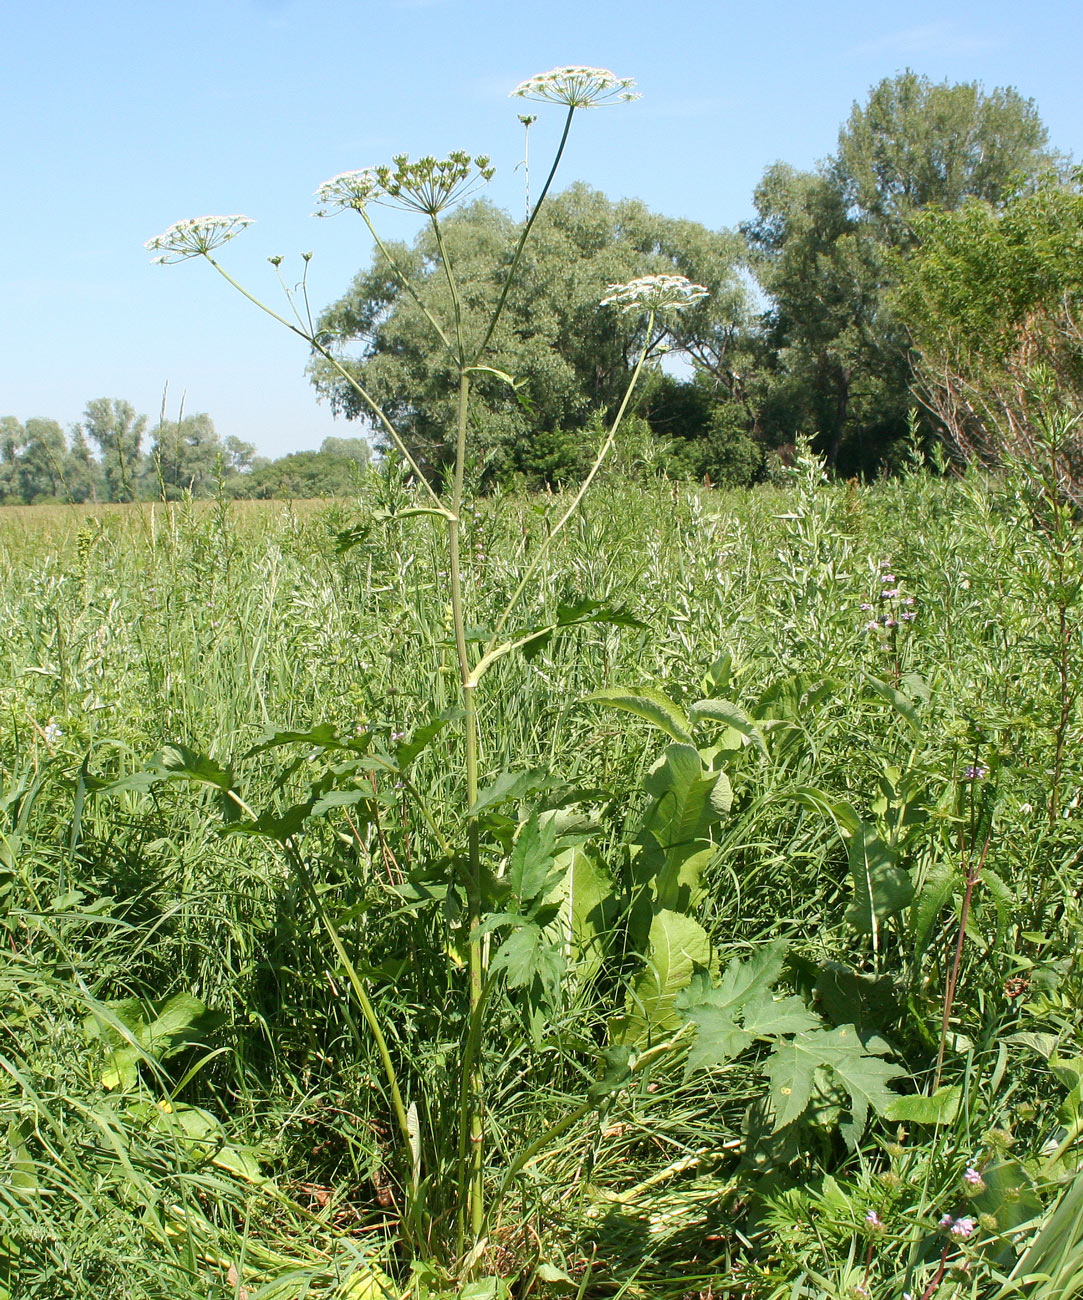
{"left": 2, "top": 460, "right": 1082, "bottom": 1298}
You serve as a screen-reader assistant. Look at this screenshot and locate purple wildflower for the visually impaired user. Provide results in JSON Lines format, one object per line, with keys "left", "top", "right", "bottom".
{"left": 962, "top": 765, "right": 989, "bottom": 781}
{"left": 951, "top": 1217, "right": 976, "bottom": 1239}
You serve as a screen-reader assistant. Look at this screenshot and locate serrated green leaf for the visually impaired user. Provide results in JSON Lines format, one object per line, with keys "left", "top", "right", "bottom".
{"left": 508, "top": 813, "right": 560, "bottom": 905}
{"left": 469, "top": 767, "right": 550, "bottom": 816}
{"left": 766, "top": 1025, "right": 904, "bottom": 1144}
{"left": 243, "top": 723, "right": 347, "bottom": 760}
{"left": 157, "top": 744, "right": 234, "bottom": 790}
{"left": 679, "top": 942, "right": 807, "bottom": 1071}
{"left": 395, "top": 707, "right": 463, "bottom": 770}
{"left": 584, "top": 685, "right": 693, "bottom": 743}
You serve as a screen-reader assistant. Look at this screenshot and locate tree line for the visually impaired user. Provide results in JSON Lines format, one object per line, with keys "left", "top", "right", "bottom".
{"left": 311, "top": 70, "right": 1080, "bottom": 485}
{"left": 8, "top": 71, "right": 1078, "bottom": 505}
{"left": 0, "top": 400, "right": 372, "bottom": 505}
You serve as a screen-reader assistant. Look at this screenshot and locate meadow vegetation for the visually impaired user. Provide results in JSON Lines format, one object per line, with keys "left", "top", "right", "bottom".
{"left": 3, "top": 62, "right": 1083, "bottom": 1300}
{"left": 3, "top": 447, "right": 1083, "bottom": 1298}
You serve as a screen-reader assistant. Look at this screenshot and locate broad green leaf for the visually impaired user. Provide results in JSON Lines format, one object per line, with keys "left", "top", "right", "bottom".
{"left": 690, "top": 699, "right": 767, "bottom": 757}
{"left": 211, "top": 1143, "right": 264, "bottom": 1184}
{"left": 157, "top": 744, "right": 234, "bottom": 790}
{"left": 846, "top": 822, "right": 913, "bottom": 934}
{"left": 678, "top": 943, "right": 811, "bottom": 1071}
{"left": 884, "top": 1085, "right": 961, "bottom": 1124}
{"left": 740, "top": 989, "right": 820, "bottom": 1041}
{"left": 518, "top": 600, "right": 644, "bottom": 663}
{"left": 310, "top": 787, "right": 371, "bottom": 818}
{"left": 337, "top": 1262, "right": 398, "bottom": 1300}
{"left": 243, "top": 722, "right": 346, "bottom": 759}
{"left": 222, "top": 799, "right": 315, "bottom": 843}
{"left": 470, "top": 767, "right": 549, "bottom": 816}
{"left": 911, "top": 863, "right": 957, "bottom": 968}
{"left": 490, "top": 922, "right": 564, "bottom": 999}
{"left": 815, "top": 964, "right": 899, "bottom": 1034}
{"left": 765, "top": 1038, "right": 818, "bottom": 1130}
{"left": 643, "top": 744, "right": 723, "bottom": 851}
{"left": 147, "top": 993, "right": 222, "bottom": 1053}
{"left": 787, "top": 786, "right": 861, "bottom": 834}
{"left": 584, "top": 685, "right": 693, "bottom": 743}
{"left": 547, "top": 846, "right": 616, "bottom": 983}
{"left": 395, "top": 707, "right": 463, "bottom": 770}
{"left": 862, "top": 673, "right": 923, "bottom": 737}
{"left": 588, "top": 1045, "right": 634, "bottom": 1099}
{"left": 622, "top": 909, "right": 711, "bottom": 1044}
{"left": 766, "top": 1025, "right": 904, "bottom": 1144}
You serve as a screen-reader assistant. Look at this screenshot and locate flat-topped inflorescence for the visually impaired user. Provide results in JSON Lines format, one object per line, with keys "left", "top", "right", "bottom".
{"left": 511, "top": 66, "right": 639, "bottom": 109}
{"left": 600, "top": 274, "right": 709, "bottom": 315}
{"left": 315, "top": 152, "right": 495, "bottom": 218}
{"left": 144, "top": 215, "right": 254, "bottom": 263}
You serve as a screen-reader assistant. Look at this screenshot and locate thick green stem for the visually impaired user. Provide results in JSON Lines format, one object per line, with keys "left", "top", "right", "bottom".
{"left": 444, "top": 370, "right": 486, "bottom": 1245}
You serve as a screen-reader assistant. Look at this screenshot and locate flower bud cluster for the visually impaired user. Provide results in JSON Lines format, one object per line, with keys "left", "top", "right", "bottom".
{"left": 600, "top": 274, "right": 709, "bottom": 315}
{"left": 316, "top": 152, "right": 495, "bottom": 217}
{"left": 144, "top": 215, "right": 254, "bottom": 263}
{"left": 511, "top": 65, "right": 639, "bottom": 108}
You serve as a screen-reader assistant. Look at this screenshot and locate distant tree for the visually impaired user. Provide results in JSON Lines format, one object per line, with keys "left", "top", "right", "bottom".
{"left": 895, "top": 171, "right": 1083, "bottom": 480}
{"left": 244, "top": 446, "right": 370, "bottom": 499}
{"left": 834, "top": 70, "right": 1052, "bottom": 244}
{"left": 743, "top": 72, "right": 1057, "bottom": 474}
{"left": 319, "top": 435, "right": 372, "bottom": 468}
{"left": 149, "top": 412, "right": 256, "bottom": 498}
{"left": 81, "top": 398, "right": 147, "bottom": 501}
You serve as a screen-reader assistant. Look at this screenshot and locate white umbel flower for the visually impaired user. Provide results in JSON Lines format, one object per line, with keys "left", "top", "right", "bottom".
{"left": 145, "top": 215, "right": 253, "bottom": 263}
{"left": 314, "top": 169, "right": 386, "bottom": 215}
{"left": 511, "top": 66, "right": 639, "bottom": 108}
{"left": 600, "top": 274, "right": 709, "bottom": 314}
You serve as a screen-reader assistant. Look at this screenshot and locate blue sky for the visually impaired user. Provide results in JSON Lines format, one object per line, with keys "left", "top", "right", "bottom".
{"left": 3, "top": 0, "right": 1080, "bottom": 458}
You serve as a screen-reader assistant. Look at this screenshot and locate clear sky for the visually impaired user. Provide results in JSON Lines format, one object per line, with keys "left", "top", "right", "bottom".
{"left": 3, "top": 0, "right": 1080, "bottom": 459}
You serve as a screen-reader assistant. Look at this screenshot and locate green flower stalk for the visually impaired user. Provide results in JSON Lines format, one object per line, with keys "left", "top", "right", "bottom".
{"left": 144, "top": 64, "right": 703, "bottom": 1267}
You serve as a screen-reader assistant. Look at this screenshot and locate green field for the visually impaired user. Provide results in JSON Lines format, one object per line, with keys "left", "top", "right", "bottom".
{"left": 2, "top": 458, "right": 1082, "bottom": 1299}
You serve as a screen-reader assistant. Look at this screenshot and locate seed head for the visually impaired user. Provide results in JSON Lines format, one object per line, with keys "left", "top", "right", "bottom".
{"left": 145, "top": 215, "right": 254, "bottom": 263}
{"left": 511, "top": 65, "right": 639, "bottom": 108}
{"left": 600, "top": 274, "right": 709, "bottom": 315}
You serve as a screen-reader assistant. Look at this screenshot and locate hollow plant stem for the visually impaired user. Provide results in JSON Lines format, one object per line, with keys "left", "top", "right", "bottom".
{"left": 444, "top": 368, "right": 486, "bottom": 1244}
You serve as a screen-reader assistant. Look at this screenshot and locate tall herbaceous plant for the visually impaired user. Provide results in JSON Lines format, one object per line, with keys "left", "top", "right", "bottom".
{"left": 146, "top": 67, "right": 710, "bottom": 1257}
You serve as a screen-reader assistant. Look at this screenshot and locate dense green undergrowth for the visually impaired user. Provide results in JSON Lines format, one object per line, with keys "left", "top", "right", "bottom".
{"left": 2, "top": 460, "right": 1082, "bottom": 1299}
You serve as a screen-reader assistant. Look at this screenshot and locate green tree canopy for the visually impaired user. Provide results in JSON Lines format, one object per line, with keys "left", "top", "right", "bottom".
{"left": 743, "top": 72, "right": 1056, "bottom": 474}
{"left": 310, "top": 184, "right": 751, "bottom": 485}
{"left": 894, "top": 171, "right": 1083, "bottom": 472}
{"left": 150, "top": 412, "right": 258, "bottom": 498}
